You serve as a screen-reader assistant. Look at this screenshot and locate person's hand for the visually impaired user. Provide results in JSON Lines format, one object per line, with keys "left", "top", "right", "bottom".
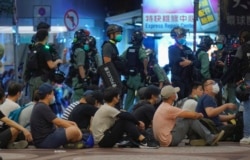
{"left": 179, "top": 58, "right": 192, "bottom": 67}
{"left": 226, "top": 103, "right": 237, "bottom": 110}
{"left": 23, "top": 129, "right": 33, "bottom": 142}
{"left": 209, "top": 45, "right": 218, "bottom": 53}
{"left": 216, "top": 60, "right": 224, "bottom": 66}
{"left": 68, "top": 120, "right": 77, "bottom": 126}
{"left": 138, "top": 121, "right": 145, "bottom": 130}
{"left": 63, "top": 48, "right": 68, "bottom": 56}
{"left": 56, "top": 59, "right": 63, "bottom": 65}
{"left": 196, "top": 112, "right": 204, "bottom": 119}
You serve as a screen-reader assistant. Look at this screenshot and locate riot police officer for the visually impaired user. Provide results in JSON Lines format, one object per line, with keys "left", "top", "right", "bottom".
{"left": 120, "top": 30, "right": 148, "bottom": 111}
{"left": 69, "top": 29, "right": 90, "bottom": 102}
{"left": 168, "top": 26, "right": 196, "bottom": 99}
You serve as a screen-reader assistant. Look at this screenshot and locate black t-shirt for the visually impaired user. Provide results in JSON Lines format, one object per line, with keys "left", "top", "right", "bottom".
{"left": 36, "top": 43, "right": 54, "bottom": 77}
{"left": 68, "top": 103, "right": 98, "bottom": 129}
{"left": 132, "top": 100, "right": 156, "bottom": 129}
{"left": 30, "top": 102, "right": 57, "bottom": 144}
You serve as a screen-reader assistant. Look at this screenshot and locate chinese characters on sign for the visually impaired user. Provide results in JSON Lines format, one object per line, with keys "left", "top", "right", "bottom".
{"left": 142, "top": 0, "right": 218, "bottom": 33}
{"left": 220, "top": 0, "right": 250, "bottom": 34}
{"left": 145, "top": 15, "right": 194, "bottom": 23}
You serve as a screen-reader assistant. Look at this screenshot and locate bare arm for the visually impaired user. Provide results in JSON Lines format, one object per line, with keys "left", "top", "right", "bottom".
{"left": 205, "top": 103, "right": 236, "bottom": 118}
{"left": 219, "top": 114, "right": 236, "bottom": 122}
{"left": 47, "top": 59, "right": 63, "bottom": 69}
{"left": 78, "top": 65, "right": 86, "bottom": 79}
{"left": 178, "top": 111, "right": 203, "bottom": 119}
{"left": 52, "top": 118, "right": 77, "bottom": 128}
{"left": 143, "top": 58, "right": 148, "bottom": 75}
{"left": 1, "top": 117, "right": 33, "bottom": 142}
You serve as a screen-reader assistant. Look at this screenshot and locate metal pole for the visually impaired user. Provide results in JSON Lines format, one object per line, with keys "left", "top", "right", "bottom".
{"left": 193, "top": 0, "right": 199, "bottom": 52}
{"left": 13, "top": 0, "right": 19, "bottom": 82}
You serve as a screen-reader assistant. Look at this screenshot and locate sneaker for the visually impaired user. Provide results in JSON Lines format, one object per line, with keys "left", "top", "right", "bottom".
{"left": 240, "top": 137, "right": 250, "bottom": 145}
{"left": 7, "top": 140, "right": 28, "bottom": 149}
{"left": 117, "top": 140, "right": 139, "bottom": 148}
{"left": 189, "top": 139, "right": 207, "bottom": 146}
{"left": 139, "top": 138, "right": 159, "bottom": 149}
{"left": 63, "top": 141, "right": 84, "bottom": 149}
{"left": 211, "top": 130, "right": 225, "bottom": 146}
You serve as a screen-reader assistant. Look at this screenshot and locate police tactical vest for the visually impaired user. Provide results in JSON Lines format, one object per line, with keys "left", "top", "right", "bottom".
{"left": 126, "top": 46, "right": 142, "bottom": 76}
{"left": 102, "top": 41, "right": 127, "bottom": 75}
{"left": 240, "top": 43, "right": 250, "bottom": 76}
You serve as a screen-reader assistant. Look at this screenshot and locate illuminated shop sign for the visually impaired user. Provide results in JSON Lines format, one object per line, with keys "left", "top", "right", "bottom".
{"left": 142, "top": 0, "right": 219, "bottom": 33}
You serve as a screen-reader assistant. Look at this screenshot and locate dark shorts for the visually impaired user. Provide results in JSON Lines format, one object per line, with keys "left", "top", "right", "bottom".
{"left": 35, "top": 128, "right": 67, "bottom": 149}
{"left": 0, "top": 128, "right": 12, "bottom": 148}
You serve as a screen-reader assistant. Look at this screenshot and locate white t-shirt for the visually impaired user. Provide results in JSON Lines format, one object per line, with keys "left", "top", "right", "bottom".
{"left": 0, "top": 98, "right": 20, "bottom": 117}
{"left": 91, "top": 103, "right": 120, "bottom": 143}
{"left": 182, "top": 99, "right": 198, "bottom": 112}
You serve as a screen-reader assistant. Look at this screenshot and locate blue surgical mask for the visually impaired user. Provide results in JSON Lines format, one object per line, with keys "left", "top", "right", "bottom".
{"left": 50, "top": 96, "right": 56, "bottom": 105}
{"left": 216, "top": 44, "right": 223, "bottom": 50}
{"left": 83, "top": 44, "right": 90, "bottom": 51}
{"left": 115, "top": 34, "right": 122, "bottom": 42}
{"left": 177, "top": 38, "right": 186, "bottom": 45}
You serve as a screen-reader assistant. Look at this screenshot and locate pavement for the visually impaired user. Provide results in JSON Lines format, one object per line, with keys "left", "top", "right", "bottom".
{"left": 0, "top": 142, "right": 250, "bottom": 160}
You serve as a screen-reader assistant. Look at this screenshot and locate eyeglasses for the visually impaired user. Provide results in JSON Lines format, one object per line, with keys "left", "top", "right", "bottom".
{"left": 205, "top": 81, "right": 216, "bottom": 86}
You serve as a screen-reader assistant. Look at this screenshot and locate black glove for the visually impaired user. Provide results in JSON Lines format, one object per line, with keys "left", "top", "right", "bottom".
{"left": 82, "top": 78, "right": 89, "bottom": 89}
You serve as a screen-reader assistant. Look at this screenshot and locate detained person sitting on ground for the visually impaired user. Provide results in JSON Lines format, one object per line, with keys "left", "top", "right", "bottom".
{"left": 91, "top": 87, "right": 159, "bottom": 148}
{"left": 0, "top": 87, "right": 33, "bottom": 149}
{"left": 153, "top": 85, "right": 225, "bottom": 147}
{"left": 67, "top": 90, "right": 103, "bottom": 130}
{"left": 132, "top": 85, "right": 161, "bottom": 130}
{"left": 195, "top": 79, "right": 237, "bottom": 140}
{"left": 177, "top": 81, "right": 203, "bottom": 111}
{"left": 0, "top": 82, "right": 23, "bottom": 117}
{"left": 30, "top": 83, "right": 83, "bottom": 149}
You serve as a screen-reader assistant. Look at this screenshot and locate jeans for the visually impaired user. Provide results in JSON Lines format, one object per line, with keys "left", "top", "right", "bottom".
{"left": 243, "top": 80, "right": 250, "bottom": 137}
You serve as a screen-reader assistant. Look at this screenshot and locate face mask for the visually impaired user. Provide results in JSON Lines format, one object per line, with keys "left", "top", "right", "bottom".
{"left": 83, "top": 44, "right": 90, "bottom": 51}
{"left": 115, "top": 34, "right": 122, "bottom": 42}
{"left": 212, "top": 83, "right": 220, "bottom": 94}
{"left": 50, "top": 96, "right": 56, "bottom": 105}
{"left": 177, "top": 38, "right": 186, "bottom": 45}
{"left": 175, "top": 93, "right": 179, "bottom": 101}
{"left": 193, "top": 95, "right": 199, "bottom": 100}
{"left": 156, "top": 95, "right": 162, "bottom": 104}
{"left": 216, "top": 44, "right": 223, "bottom": 50}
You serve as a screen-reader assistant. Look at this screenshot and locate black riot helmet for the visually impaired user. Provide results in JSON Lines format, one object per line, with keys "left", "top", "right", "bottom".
{"left": 197, "top": 36, "right": 214, "bottom": 51}
{"left": 88, "top": 36, "right": 96, "bottom": 48}
{"left": 53, "top": 66, "right": 66, "bottom": 84}
{"left": 37, "top": 22, "right": 51, "bottom": 31}
{"left": 73, "top": 29, "right": 90, "bottom": 44}
{"left": 131, "top": 30, "right": 144, "bottom": 45}
{"left": 215, "top": 35, "right": 226, "bottom": 44}
{"left": 170, "top": 26, "right": 187, "bottom": 39}
{"left": 106, "top": 24, "right": 123, "bottom": 36}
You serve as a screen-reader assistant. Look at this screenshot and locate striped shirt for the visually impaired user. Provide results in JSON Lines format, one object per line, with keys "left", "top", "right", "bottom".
{"left": 62, "top": 101, "right": 80, "bottom": 120}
